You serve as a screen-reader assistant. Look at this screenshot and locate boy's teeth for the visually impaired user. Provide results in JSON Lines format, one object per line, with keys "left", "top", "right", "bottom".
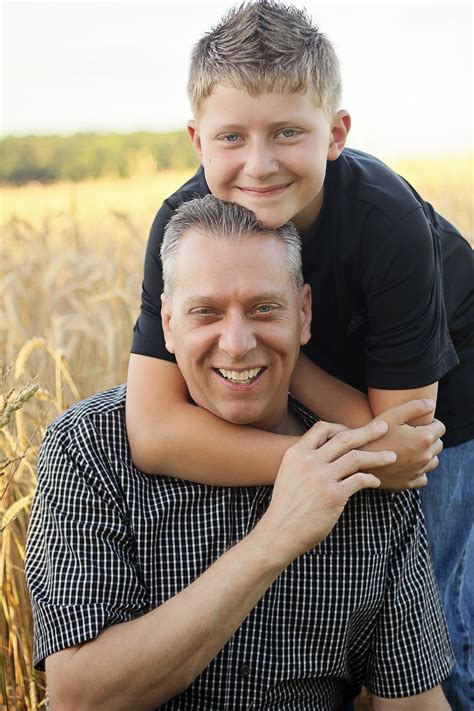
{"left": 218, "top": 367, "right": 262, "bottom": 383}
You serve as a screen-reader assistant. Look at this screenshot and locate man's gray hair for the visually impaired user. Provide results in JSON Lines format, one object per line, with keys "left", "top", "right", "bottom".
{"left": 160, "top": 195, "right": 303, "bottom": 296}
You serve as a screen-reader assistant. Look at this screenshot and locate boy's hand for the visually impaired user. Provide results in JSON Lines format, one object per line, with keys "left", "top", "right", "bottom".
{"left": 363, "top": 400, "right": 445, "bottom": 490}
{"left": 259, "top": 420, "right": 395, "bottom": 562}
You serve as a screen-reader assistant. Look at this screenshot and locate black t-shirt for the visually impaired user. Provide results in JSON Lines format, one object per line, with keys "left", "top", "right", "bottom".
{"left": 131, "top": 149, "right": 474, "bottom": 447}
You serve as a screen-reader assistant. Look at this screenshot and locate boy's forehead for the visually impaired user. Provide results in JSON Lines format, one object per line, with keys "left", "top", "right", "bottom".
{"left": 195, "top": 82, "right": 323, "bottom": 121}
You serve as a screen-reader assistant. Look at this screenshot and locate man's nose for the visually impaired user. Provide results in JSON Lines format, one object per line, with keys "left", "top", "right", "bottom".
{"left": 243, "top": 141, "right": 279, "bottom": 180}
{"left": 219, "top": 314, "right": 257, "bottom": 360}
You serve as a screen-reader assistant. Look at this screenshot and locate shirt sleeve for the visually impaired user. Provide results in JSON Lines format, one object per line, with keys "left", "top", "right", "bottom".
{"left": 130, "top": 201, "right": 177, "bottom": 362}
{"left": 363, "top": 491, "right": 454, "bottom": 697}
{"left": 362, "top": 207, "right": 459, "bottom": 389}
{"left": 26, "top": 425, "right": 148, "bottom": 670}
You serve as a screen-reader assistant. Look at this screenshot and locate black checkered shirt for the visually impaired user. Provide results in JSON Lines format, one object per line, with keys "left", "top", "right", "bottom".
{"left": 26, "top": 385, "right": 453, "bottom": 710}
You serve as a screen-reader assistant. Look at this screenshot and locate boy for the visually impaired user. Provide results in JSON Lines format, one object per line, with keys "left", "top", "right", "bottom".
{"left": 126, "top": 2, "right": 473, "bottom": 707}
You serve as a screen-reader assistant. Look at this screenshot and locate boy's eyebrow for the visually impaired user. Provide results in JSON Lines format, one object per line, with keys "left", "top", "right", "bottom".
{"left": 210, "top": 118, "right": 309, "bottom": 131}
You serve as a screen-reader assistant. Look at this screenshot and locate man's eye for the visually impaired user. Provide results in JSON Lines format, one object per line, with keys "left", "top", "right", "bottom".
{"left": 255, "top": 304, "right": 277, "bottom": 314}
{"left": 278, "top": 128, "right": 298, "bottom": 138}
{"left": 190, "top": 308, "right": 214, "bottom": 316}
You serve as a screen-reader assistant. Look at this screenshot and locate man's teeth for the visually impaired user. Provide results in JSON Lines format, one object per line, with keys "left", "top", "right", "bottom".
{"left": 217, "top": 367, "right": 262, "bottom": 383}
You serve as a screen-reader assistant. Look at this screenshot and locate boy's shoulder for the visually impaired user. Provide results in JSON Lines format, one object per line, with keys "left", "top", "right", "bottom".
{"left": 327, "top": 148, "right": 424, "bottom": 224}
{"left": 165, "top": 166, "right": 210, "bottom": 210}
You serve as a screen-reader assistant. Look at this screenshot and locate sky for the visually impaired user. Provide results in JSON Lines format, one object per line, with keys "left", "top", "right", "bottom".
{"left": 1, "top": 0, "right": 473, "bottom": 157}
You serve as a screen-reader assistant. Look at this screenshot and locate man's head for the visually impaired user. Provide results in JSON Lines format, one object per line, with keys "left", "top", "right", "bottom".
{"left": 186, "top": 0, "right": 350, "bottom": 233}
{"left": 161, "top": 195, "right": 311, "bottom": 434}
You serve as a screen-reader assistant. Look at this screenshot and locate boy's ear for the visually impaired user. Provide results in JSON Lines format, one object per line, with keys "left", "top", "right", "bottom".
{"left": 187, "top": 119, "right": 203, "bottom": 161}
{"left": 161, "top": 294, "right": 175, "bottom": 354}
{"left": 327, "top": 110, "right": 351, "bottom": 161}
{"left": 299, "top": 284, "right": 312, "bottom": 346}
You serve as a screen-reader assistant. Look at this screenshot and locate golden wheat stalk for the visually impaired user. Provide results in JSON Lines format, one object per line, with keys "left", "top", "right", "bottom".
{"left": 1, "top": 494, "right": 33, "bottom": 533}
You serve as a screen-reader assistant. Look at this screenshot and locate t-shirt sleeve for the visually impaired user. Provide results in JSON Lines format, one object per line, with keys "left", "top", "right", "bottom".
{"left": 363, "top": 491, "right": 454, "bottom": 697}
{"left": 362, "top": 207, "right": 459, "bottom": 389}
{"left": 25, "top": 426, "right": 148, "bottom": 670}
{"left": 131, "top": 201, "right": 176, "bottom": 362}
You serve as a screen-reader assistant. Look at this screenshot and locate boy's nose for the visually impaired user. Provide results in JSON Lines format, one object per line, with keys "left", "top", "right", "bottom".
{"left": 243, "top": 143, "right": 279, "bottom": 180}
{"left": 219, "top": 315, "right": 257, "bottom": 360}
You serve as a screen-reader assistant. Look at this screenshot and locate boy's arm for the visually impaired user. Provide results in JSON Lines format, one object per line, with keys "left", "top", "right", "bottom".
{"left": 291, "top": 353, "right": 443, "bottom": 489}
{"left": 368, "top": 383, "right": 438, "bottom": 426}
{"left": 290, "top": 352, "right": 373, "bottom": 427}
{"left": 126, "top": 354, "right": 296, "bottom": 485}
{"left": 126, "top": 355, "right": 442, "bottom": 490}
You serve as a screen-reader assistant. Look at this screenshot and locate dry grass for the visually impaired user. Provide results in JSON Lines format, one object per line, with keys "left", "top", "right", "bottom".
{"left": 0, "top": 158, "right": 471, "bottom": 708}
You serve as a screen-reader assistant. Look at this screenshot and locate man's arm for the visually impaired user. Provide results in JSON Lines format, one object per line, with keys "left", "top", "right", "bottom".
{"left": 45, "top": 420, "right": 393, "bottom": 711}
{"left": 373, "top": 686, "right": 450, "bottom": 710}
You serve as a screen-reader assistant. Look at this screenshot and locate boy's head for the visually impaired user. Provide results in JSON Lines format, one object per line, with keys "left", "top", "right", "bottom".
{"left": 160, "top": 195, "right": 311, "bottom": 434}
{"left": 188, "top": 0, "right": 341, "bottom": 121}
{"left": 186, "top": 1, "right": 350, "bottom": 233}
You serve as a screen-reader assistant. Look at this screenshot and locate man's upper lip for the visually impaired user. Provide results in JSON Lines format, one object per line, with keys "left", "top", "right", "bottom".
{"left": 214, "top": 366, "right": 265, "bottom": 371}
{"left": 237, "top": 183, "right": 291, "bottom": 193}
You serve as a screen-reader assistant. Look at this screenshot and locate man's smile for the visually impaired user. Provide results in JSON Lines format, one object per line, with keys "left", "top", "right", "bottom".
{"left": 214, "top": 366, "right": 267, "bottom": 388}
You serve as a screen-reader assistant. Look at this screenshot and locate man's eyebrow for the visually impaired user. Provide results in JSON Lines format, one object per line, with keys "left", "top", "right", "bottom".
{"left": 181, "top": 292, "right": 289, "bottom": 308}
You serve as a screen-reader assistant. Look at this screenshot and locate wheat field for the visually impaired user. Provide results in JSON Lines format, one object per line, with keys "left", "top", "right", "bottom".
{"left": 1, "top": 157, "right": 472, "bottom": 709}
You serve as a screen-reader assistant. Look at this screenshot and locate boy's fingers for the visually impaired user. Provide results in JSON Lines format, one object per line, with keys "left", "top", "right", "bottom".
{"left": 378, "top": 399, "right": 435, "bottom": 426}
{"left": 338, "top": 472, "right": 381, "bottom": 499}
{"left": 424, "top": 456, "right": 439, "bottom": 473}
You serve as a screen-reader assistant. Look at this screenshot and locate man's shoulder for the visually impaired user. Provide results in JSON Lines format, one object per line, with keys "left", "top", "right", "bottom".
{"left": 46, "top": 385, "right": 127, "bottom": 443}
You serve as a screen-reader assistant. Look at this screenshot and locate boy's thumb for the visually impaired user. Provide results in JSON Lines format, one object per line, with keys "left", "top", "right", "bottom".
{"left": 376, "top": 399, "right": 435, "bottom": 426}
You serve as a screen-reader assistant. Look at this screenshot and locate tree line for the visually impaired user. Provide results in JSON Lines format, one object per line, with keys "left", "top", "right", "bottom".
{"left": 0, "top": 131, "right": 199, "bottom": 185}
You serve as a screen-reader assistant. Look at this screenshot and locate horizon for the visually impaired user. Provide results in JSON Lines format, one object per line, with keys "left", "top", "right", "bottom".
{"left": 2, "top": 1, "right": 473, "bottom": 159}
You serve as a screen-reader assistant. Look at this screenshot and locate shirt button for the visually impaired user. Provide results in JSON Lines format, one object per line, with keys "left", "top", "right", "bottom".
{"left": 239, "top": 664, "right": 251, "bottom": 678}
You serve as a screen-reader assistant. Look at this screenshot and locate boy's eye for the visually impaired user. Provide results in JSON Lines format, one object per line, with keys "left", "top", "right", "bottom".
{"left": 278, "top": 128, "right": 299, "bottom": 139}
{"left": 221, "top": 133, "right": 240, "bottom": 142}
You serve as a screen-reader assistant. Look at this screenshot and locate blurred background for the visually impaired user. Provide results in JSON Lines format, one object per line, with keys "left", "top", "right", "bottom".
{"left": 1, "top": 1, "right": 472, "bottom": 707}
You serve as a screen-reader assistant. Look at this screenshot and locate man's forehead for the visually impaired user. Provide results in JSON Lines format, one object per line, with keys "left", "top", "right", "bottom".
{"left": 170, "top": 231, "right": 295, "bottom": 305}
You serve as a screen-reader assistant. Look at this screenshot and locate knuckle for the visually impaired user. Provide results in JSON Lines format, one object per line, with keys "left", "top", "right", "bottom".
{"left": 335, "top": 430, "right": 353, "bottom": 448}
{"left": 420, "top": 433, "right": 433, "bottom": 448}
{"left": 348, "top": 449, "right": 362, "bottom": 465}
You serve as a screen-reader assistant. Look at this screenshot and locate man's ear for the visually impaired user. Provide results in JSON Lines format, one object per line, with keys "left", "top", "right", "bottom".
{"left": 327, "top": 110, "right": 351, "bottom": 161}
{"left": 299, "top": 284, "right": 312, "bottom": 346}
{"left": 161, "top": 294, "right": 175, "bottom": 354}
{"left": 187, "top": 119, "right": 203, "bottom": 162}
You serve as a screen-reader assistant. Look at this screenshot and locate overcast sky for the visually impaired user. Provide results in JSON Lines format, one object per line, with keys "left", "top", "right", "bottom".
{"left": 1, "top": 0, "right": 472, "bottom": 157}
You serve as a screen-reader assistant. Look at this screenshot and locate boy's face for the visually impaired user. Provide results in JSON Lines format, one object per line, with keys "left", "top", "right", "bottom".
{"left": 188, "top": 85, "right": 349, "bottom": 233}
{"left": 161, "top": 229, "right": 311, "bottom": 434}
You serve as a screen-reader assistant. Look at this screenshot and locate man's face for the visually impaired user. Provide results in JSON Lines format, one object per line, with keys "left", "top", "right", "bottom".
{"left": 188, "top": 85, "right": 349, "bottom": 233}
{"left": 161, "top": 230, "right": 311, "bottom": 434}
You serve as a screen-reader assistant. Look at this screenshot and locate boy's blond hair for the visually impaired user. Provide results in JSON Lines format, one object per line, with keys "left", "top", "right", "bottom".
{"left": 188, "top": 0, "right": 341, "bottom": 120}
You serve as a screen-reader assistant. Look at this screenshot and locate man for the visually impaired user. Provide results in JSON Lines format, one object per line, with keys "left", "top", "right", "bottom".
{"left": 27, "top": 196, "right": 453, "bottom": 710}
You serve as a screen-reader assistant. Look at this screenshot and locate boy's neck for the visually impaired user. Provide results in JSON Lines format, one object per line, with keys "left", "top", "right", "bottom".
{"left": 292, "top": 185, "right": 325, "bottom": 235}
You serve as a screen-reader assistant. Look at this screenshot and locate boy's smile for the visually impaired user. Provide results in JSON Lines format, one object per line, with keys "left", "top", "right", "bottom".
{"left": 188, "top": 85, "right": 349, "bottom": 233}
